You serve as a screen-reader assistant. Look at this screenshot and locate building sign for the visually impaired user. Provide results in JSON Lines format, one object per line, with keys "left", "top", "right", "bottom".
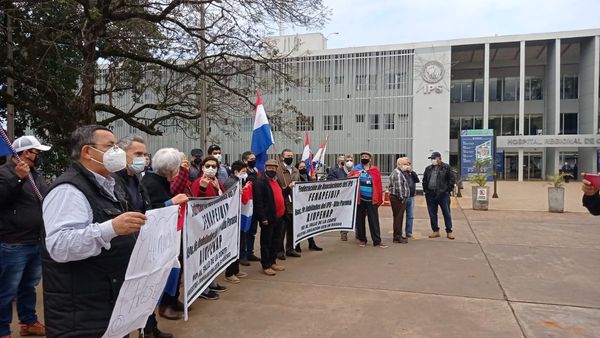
{"left": 497, "top": 134, "right": 600, "bottom": 148}
{"left": 421, "top": 61, "right": 445, "bottom": 94}
{"left": 460, "top": 129, "right": 494, "bottom": 181}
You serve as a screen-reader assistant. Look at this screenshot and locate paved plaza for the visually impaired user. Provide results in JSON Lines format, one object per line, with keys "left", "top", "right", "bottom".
{"left": 14, "top": 181, "right": 600, "bottom": 337}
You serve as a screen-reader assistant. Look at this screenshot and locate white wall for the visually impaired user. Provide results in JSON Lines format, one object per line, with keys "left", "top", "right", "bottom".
{"left": 412, "top": 46, "right": 452, "bottom": 174}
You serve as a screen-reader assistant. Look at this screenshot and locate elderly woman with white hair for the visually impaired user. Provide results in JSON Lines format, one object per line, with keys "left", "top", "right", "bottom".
{"left": 141, "top": 148, "right": 188, "bottom": 321}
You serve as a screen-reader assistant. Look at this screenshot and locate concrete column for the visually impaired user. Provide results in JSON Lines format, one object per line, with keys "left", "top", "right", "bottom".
{"left": 518, "top": 41, "right": 526, "bottom": 181}
{"left": 579, "top": 36, "right": 600, "bottom": 174}
{"left": 484, "top": 43, "right": 490, "bottom": 129}
{"left": 544, "top": 39, "right": 561, "bottom": 176}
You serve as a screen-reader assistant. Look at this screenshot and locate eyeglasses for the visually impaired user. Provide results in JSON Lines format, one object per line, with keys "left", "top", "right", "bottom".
{"left": 28, "top": 149, "right": 41, "bottom": 155}
{"left": 204, "top": 164, "right": 218, "bottom": 169}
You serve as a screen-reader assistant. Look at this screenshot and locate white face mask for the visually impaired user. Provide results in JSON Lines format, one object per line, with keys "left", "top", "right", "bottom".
{"left": 213, "top": 154, "right": 222, "bottom": 162}
{"left": 345, "top": 161, "right": 354, "bottom": 168}
{"left": 90, "top": 146, "right": 127, "bottom": 173}
{"left": 400, "top": 165, "right": 409, "bottom": 172}
{"left": 431, "top": 159, "right": 438, "bottom": 165}
{"left": 129, "top": 156, "right": 146, "bottom": 174}
{"left": 237, "top": 172, "right": 248, "bottom": 181}
{"left": 204, "top": 167, "right": 217, "bottom": 177}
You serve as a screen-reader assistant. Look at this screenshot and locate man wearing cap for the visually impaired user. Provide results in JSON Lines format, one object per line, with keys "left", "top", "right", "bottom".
{"left": 348, "top": 151, "right": 388, "bottom": 248}
{"left": 0, "top": 136, "right": 51, "bottom": 338}
{"left": 189, "top": 148, "right": 203, "bottom": 183}
{"left": 252, "top": 159, "right": 286, "bottom": 276}
{"left": 422, "top": 152, "right": 456, "bottom": 240}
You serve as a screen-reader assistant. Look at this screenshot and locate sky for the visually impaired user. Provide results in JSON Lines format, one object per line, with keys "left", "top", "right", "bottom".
{"left": 290, "top": 0, "right": 600, "bottom": 49}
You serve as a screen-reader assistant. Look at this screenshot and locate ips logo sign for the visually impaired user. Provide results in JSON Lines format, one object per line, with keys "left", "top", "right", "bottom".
{"left": 421, "top": 61, "right": 445, "bottom": 95}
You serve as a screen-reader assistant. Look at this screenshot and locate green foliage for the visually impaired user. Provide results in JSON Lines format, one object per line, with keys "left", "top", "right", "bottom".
{"left": 468, "top": 158, "right": 491, "bottom": 187}
{"left": 547, "top": 172, "right": 573, "bottom": 188}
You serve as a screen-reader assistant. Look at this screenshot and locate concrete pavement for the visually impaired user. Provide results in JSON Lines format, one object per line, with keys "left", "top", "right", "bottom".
{"left": 12, "top": 182, "right": 600, "bottom": 337}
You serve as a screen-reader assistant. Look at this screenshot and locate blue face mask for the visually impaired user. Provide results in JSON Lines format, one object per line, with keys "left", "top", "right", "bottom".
{"left": 129, "top": 156, "right": 147, "bottom": 174}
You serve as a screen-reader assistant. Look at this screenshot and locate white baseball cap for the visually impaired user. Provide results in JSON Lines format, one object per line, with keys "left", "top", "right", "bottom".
{"left": 12, "top": 136, "right": 52, "bottom": 153}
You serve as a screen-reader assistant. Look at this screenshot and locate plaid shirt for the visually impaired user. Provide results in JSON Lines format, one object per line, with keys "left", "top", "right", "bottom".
{"left": 170, "top": 167, "right": 192, "bottom": 196}
{"left": 388, "top": 168, "right": 409, "bottom": 199}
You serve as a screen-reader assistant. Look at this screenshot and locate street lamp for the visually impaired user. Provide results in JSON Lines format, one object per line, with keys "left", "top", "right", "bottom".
{"left": 324, "top": 32, "right": 339, "bottom": 49}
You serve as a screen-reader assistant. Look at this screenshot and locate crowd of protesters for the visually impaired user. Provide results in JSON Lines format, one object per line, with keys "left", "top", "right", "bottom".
{"left": 1, "top": 125, "right": 462, "bottom": 338}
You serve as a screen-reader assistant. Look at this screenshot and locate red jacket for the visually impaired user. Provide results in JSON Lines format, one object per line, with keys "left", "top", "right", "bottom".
{"left": 191, "top": 175, "right": 225, "bottom": 197}
{"left": 348, "top": 164, "right": 383, "bottom": 206}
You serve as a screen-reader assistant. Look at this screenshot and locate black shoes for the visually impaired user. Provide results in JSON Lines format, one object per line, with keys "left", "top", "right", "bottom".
{"left": 139, "top": 327, "right": 174, "bottom": 338}
{"left": 286, "top": 250, "right": 301, "bottom": 257}
{"left": 199, "top": 290, "right": 220, "bottom": 300}
{"left": 210, "top": 283, "right": 228, "bottom": 293}
{"left": 277, "top": 252, "right": 286, "bottom": 260}
{"left": 239, "top": 257, "right": 250, "bottom": 266}
{"left": 247, "top": 254, "right": 261, "bottom": 262}
{"left": 295, "top": 244, "right": 302, "bottom": 253}
{"left": 309, "top": 245, "right": 323, "bottom": 251}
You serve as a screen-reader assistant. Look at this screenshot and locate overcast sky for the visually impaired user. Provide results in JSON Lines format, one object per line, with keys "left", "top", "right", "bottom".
{"left": 290, "top": 0, "right": 600, "bottom": 48}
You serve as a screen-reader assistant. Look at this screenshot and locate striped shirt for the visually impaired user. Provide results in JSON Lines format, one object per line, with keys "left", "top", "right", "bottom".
{"left": 388, "top": 168, "right": 410, "bottom": 199}
{"left": 359, "top": 170, "right": 373, "bottom": 202}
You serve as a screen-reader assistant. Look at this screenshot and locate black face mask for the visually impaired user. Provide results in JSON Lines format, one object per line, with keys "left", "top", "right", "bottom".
{"left": 361, "top": 158, "right": 370, "bottom": 165}
{"left": 247, "top": 160, "right": 256, "bottom": 168}
{"left": 283, "top": 158, "right": 293, "bottom": 165}
{"left": 26, "top": 152, "right": 42, "bottom": 168}
{"left": 299, "top": 168, "right": 307, "bottom": 175}
{"left": 193, "top": 158, "right": 202, "bottom": 166}
{"left": 265, "top": 170, "right": 277, "bottom": 178}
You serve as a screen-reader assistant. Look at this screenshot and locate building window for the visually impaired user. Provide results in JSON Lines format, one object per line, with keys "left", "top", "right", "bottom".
{"left": 525, "top": 114, "right": 544, "bottom": 135}
{"left": 296, "top": 115, "right": 314, "bottom": 131}
{"left": 335, "top": 75, "right": 344, "bottom": 85}
{"left": 561, "top": 74, "right": 578, "bottom": 99}
{"left": 451, "top": 79, "right": 474, "bottom": 103}
{"left": 386, "top": 72, "right": 407, "bottom": 90}
{"left": 560, "top": 112, "right": 578, "bottom": 134}
{"left": 324, "top": 115, "right": 343, "bottom": 131}
{"left": 324, "top": 77, "right": 331, "bottom": 93}
{"left": 241, "top": 117, "right": 253, "bottom": 132}
{"left": 474, "top": 79, "right": 484, "bottom": 102}
{"left": 450, "top": 117, "right": 460, "bottom": 139}
{"left": 501, "top": 115, "right": 517, "bottom": 136}
{"left": 369, "top": 114, "right": 380, "bottom": 130}
{"left": 503, "top": 77, "right": 518, "bottom": 101}
{"left": 368, "top": 74, "right": 377, "bottom": 90}
{"left": 356, "top": 114, "right": 365, "bottom": 123}
{"left": 527, "top": 77, "right": 543, "bottom": 100}
{"left": 355, "top": 74, "right": 377, "bottom": 91}
{"left": 461, "top": 116, "right": 474, "bottom": 131}
{"left": 383, "top": 114, "right": 395, "bottom": 130}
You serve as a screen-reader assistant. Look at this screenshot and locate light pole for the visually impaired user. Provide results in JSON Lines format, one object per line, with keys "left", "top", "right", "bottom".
{"left": 325, "top": 32, "right": 339, "bottom": 48}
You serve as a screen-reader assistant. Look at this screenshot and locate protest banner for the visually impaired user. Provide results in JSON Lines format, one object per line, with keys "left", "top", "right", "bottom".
{"left": 183, "top": 183, "right": 241, "bottom": 319}
{"left": 292, "top": 177, "right": 359, "bottom": 246}
{"left": 103, "top": 205, "right": 180, "bottom": 338}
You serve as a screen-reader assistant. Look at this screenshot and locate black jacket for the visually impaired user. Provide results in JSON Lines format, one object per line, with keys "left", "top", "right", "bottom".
{"left": 252, "top": 176, "right": 283, "bottom": 225}
{"left": 113, "top": 170, "right": 152, "bottom": 213}
{"left": 583, "top": 193, "right": 600, "bottom": 215}
{"left": 422, "top": 162, "right": 456, "bottom": 194}
{"left": 41, "top": 162, "right": 134, "bottom": 338}
{"left": 141, "top": 171, "right": 173, "bottom": 209}
{"left": 0, "top": 161, "right": 49, "bottom": 244}
{"left": 403, "top": 171, "right": 420, "bottom": 197}
{"left": 327, "top": 167, "right": 348, "bottom": 180}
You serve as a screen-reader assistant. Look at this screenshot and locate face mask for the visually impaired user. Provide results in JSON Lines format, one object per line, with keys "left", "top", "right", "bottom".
{"left": 90, "top": 146, "right": 127, "bottom": 173}
{"left": 237, "top": 172, "right": 248, "bottom": 180}
{"left": 360, "top": 158, "right": 370, "bottom": 165}
{"left": 193, "top": 158, "right": 202, "bottom": 166}
{"left": 129, "top": 156, "right": 146, "bottom": 174}
{"left": 204, "top": 167, "right": 217, "bottom": 177}
{"left": 265, "top": 170, "right": 277, "bottom": 178}
{"left": 283, "top": 158, "right": 293, "bottom": 166}
{"left": 431, "top": 159, "right": 438, "bottom": 165}
{"left": 247, "top": 160, "right": 256, "bottom": 168}
{"left": 345, "top": 161, "right": 353, "bottom": 168}
{"left": 213, "top": 154, "right": 222, "bottom": 162}
{"left": 399, "top": 165, "right": 409, "bottom": 172}
{"left": 32, "top": 153, "right": 43, "bottom": 167}
{"left": 299, "top": 168, "right": 307, "bottom": 175}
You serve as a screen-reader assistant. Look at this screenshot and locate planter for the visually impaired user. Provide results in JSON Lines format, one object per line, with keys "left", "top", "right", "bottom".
{"left": 472, "top": 186, "right": 489, "bottom": 210}
{"left": 548, "top": 187, "right": 565, "bottom": 213}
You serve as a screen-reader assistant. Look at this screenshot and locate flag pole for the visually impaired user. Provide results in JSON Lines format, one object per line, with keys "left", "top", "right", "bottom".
{"left": 0, "top": 129, "right": 43, "bottom": 201}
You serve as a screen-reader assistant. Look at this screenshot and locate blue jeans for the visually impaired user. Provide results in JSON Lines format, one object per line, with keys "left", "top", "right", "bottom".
{"left": 244, "top": 217, "right": 258, "bottom": 258}
{"left": 425, "top": 192, "right": 453, "bottom": 233}
{"left": 405, "top": 196, "right": 415, "bottom": 236}
{"left": 0, "top": 243, "right": 42, "bottom": 336}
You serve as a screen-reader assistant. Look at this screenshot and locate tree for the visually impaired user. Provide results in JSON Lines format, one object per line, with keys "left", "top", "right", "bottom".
{"left": 1, "top": 0, "right": 329, "bottom": 175}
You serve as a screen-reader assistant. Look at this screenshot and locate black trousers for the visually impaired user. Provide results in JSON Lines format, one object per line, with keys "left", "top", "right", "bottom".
{"left": 356, "top": 203, "right": 382, "bottom": 246}
{"left": 260, "top": 218, "right": 283, "bottom": 269}
{"left": 225, "top": 232, "right": 246, "bottom": 277}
